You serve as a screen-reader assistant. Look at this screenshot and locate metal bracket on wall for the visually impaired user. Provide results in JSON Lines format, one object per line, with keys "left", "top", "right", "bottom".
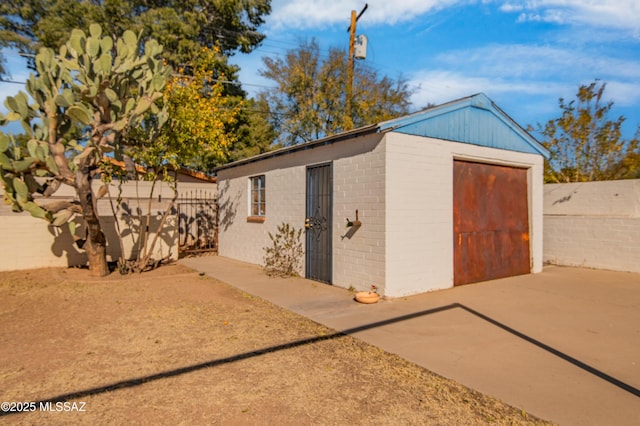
{"left": 346, "top": 209, "right": 362, "bottom": 228}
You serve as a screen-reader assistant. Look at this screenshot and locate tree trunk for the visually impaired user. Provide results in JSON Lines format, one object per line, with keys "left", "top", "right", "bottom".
{"left": 76, "top": 168, "right": 110, "bottom": 277}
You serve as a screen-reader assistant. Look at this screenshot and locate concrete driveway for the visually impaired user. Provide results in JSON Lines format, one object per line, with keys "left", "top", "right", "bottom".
{"left": 180, "top": 256, "right": 640, "bottom": 425}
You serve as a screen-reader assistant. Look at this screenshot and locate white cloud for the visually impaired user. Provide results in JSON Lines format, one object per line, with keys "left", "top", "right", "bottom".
{"left": 432, "top": 44, "right": 640, "bottom": 82}
{"left": 602, "top": 81, "right": 640, "bottom": 107}
{"left": 268, "top": 1, "right": 640, "bottom": 35}
{"left": 499, "top": 1, "right": 640, "bottom": 34}
{"left": 499, "top": 3, "right": 523, "bottom": 13}
{"left": 408, "top": 43, "right": 640, "bottom": 110}
{"left": 408, "top": 70, "right": 567, "bottom": 108}
{"left": 515, "top": 10, "right": 567, "bottom": 24}
{"left": 268, "top": 0, "right": 463, "bottom": 29}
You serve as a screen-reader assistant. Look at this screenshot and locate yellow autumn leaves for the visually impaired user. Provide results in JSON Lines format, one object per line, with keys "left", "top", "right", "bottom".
{"left": 162, "top": 47, "right": 241, "bottom": 165}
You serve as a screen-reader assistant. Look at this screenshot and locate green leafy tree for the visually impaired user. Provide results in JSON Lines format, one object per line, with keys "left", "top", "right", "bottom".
{"left": 1, "top": 0, "right": 275, "bottom": 167}
{"left": 535, "top": 80, "right": 640, "bottom": 182}
{"left": 229, "top": 97, "right": 279, "bottom": 163}
{"left": 133, "top": 47, "right": 241, "bottom": 170}
{"left": 0, "top": 0, "right": 271, "bottom": 76}
{"left": 0, "top": 24, "right": 170, "bottom": 276}
{"left": 259, "top": 38, "right": 412, "bottom": 146}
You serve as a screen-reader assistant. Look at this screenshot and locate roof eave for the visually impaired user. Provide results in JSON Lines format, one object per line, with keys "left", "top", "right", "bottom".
{"left": 214, "top": 123, "right": 381, "bottom": 172}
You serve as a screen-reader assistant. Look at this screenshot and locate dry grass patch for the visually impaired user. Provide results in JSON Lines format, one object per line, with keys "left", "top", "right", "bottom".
{"left": 0, "top": 264, "right": 551, "bottom": 425}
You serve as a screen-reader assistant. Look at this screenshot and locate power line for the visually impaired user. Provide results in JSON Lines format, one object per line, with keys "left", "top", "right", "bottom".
{"left": 0, "top": 77, "right": 24, "bottom": 85}
{"left": 0, "top": 49, "right": 33, "bottom": 58}
{"left": 0, "top": 76, "right": 285, "bottom": 117}
{"left": 0, "top": 74, "right": 277, "bottom": 91}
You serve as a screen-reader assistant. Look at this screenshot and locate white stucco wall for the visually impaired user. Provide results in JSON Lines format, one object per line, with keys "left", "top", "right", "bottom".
{"left": 216, "top": 157, "right": 307, "bottom": 267}
{"left": 543, "top": 179, "right": 640, "bottom": 272}
{"left": 217, "top": 131, "right": 546, "bottom": 297}
{"left": 0, "top": 180, "right": 211, "bottom": 272}
{"left": 216, "top": 133, "right": 386, "bottom": 293}
{"left": 384, "top": 132, "right": 545, "bottom": 297}
{"left": 333, "top": 138, "right": 386, "bottom": 291}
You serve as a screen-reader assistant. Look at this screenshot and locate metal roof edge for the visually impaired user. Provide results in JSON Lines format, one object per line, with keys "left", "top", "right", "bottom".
{"left": 214, "top": 123, "right": 381, "bottom": 172}
{"left": 484, "top": 96, "right": 550, "bottom": 159}
{"left": 378, "top": 93, "right": 479, "bottom": 131}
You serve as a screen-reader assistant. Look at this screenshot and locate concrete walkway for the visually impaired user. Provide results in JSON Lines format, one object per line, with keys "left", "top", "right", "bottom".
{"left": 180, "top": 256, "right": 640, "bottom": 425}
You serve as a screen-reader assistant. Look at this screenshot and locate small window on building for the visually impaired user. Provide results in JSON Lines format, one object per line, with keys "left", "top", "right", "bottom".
{"left": 250, "top": 175, "right": 266, "bottom": 218}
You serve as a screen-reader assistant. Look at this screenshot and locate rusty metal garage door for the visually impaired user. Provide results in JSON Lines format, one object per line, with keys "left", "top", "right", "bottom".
{"left": 453, "top": 160, "right": 530, "bottom": 286}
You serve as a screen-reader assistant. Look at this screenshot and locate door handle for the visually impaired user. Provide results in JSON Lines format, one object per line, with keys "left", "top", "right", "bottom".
{"left": 305, "top": 218, "right": 313, "bottom": 229}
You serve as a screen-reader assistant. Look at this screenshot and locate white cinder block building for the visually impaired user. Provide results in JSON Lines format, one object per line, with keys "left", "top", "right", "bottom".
{"left": 215, "top": 94, "right": 549, "bottom": 297}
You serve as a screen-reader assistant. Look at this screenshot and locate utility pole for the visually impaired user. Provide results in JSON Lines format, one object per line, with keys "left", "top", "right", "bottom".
{"left": 346, "top": 4, "right": 368, "bottom": 129}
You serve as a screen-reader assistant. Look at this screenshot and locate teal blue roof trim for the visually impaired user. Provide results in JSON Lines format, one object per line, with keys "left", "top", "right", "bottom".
{"left": 216, "top": 93, "right": 548, "bottom": 173}
{"left": 379, "top": 93, "right": 550, "bottom": 158}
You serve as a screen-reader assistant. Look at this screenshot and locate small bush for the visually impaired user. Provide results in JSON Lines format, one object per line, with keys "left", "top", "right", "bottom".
{"left": 263, "top": 222, "right": 304, "bottom": 277}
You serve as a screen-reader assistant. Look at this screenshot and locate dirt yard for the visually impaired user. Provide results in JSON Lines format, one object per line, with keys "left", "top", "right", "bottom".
{"left": 0, "top": 263, "right": 550, "bottom": 425}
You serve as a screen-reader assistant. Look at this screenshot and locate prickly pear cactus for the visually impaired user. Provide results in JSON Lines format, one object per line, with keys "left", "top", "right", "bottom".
{"left": 0, "top": 24, "right": 170, "bottom": 275}
{"left": 0, "top": 24, "right": 169, "bottom": 218}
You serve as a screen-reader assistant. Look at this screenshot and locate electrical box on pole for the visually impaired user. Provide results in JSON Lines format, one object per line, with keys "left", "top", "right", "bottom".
{"left": 354, "top": 35, "right": 368, "bottom": 60}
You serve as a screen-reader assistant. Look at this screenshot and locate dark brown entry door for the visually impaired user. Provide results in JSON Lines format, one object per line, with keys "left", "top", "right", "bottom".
{"left": 453, "top": 160, "right": 530, "bottom": 286}
{"left": 305, "top": 163, "right": 332, "bottom": 283}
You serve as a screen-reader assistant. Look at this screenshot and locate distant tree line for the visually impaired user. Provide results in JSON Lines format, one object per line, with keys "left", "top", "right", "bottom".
{"left": 532, "top": 80, "right": 640, "bottom": 182}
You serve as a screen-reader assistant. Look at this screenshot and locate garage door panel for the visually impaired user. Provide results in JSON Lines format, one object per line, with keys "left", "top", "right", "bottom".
{"left": 453, "top": 161, "right": 530, "bottom": 286}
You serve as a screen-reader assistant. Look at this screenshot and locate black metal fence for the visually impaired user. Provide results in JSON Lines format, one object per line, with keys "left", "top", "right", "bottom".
{"left": 177, "top": 189, "right": 217, "bottom": 256}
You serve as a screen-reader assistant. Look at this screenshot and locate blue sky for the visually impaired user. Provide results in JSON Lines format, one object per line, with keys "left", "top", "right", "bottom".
{"left": 230, "top": 0, "right": 640, "bottom": 139}
{"left": 1, "top": 0, "right": 639, "bottom": 140}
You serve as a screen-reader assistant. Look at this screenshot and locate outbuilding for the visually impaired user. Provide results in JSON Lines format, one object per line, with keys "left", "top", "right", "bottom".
{"left": 215, "top": 93, "right": 549, "bottom": 297}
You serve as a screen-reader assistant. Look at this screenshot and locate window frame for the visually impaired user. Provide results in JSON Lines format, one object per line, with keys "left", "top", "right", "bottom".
{"left": 248, "top": 175, "right": 266, "bottom": 221}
